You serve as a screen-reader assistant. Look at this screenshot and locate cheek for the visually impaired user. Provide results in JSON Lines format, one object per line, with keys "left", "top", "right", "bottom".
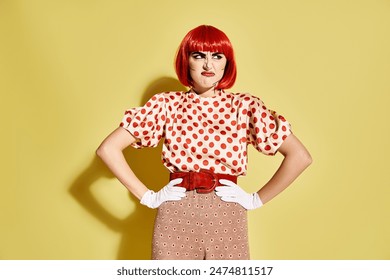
{"left": 188, "top": 58, "right": 202, "bottom": 71}
{"left": 217, "top": 63, "right": 227, "bottom": 74}
{"left": 219, "top": 60, "right": 227, "bottom": 71}
{"left": 189, "top": 64, "right": 202, "bottom": 74}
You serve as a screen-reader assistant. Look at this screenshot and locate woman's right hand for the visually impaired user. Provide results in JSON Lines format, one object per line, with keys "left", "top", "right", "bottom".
{"left": 140, "top": 178, "right": 186, "bottom": 209}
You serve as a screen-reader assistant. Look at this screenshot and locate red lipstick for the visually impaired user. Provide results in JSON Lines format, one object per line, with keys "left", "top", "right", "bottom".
{"left": 201, "top": 71, "right": 215, "bottom": 77}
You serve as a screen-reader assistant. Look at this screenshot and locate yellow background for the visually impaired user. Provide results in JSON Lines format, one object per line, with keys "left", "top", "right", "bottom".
{"left": 1, "top": 0, "right": 389, "bottom": 259}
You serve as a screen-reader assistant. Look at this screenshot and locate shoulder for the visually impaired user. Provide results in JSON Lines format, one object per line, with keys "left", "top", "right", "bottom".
{"left": 227, "top": 91, "right": 264, "bottom": 105}
{"left": 161, "top": 91, "right": 187, "bottom": 98}
{"left": 143, "top": 91, "right": 186, "bottom": 105}
{"left": 152, "top": 91, "right": 187, "bottom": 102}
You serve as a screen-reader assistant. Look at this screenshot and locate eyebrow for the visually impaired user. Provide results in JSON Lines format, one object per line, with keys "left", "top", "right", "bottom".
{"left": 190, "top": 51, "right": 225, "bottom": 56}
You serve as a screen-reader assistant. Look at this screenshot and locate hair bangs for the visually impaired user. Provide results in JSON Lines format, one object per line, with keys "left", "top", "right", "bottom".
{"left": 187, "top": 26, "right": 232, "bottom": 58}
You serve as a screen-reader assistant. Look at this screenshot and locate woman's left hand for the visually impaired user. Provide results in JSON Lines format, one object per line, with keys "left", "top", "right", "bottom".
{"left": 215, "top": 179, "right": 263, "bottom": 210}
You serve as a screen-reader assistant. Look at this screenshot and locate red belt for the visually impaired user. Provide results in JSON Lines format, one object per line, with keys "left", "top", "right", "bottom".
{"left": 169, "top": 169, "right": 237, "bottom": 194}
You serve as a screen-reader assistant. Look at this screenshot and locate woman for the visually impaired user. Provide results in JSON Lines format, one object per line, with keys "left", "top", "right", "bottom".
{"left": 96, "top": 25, "right": 312, "bottom": 260}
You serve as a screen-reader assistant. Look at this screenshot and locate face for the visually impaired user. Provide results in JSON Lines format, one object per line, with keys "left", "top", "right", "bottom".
{"left": 188, "top": 51, "right": 227, "bottom": 91}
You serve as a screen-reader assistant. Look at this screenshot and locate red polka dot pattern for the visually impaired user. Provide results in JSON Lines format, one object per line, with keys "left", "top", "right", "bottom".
{"left": 120, "top": 90, "right": 292, "bottom": 175}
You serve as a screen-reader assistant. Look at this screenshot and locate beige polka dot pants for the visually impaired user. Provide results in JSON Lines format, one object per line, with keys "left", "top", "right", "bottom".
{"left": 152, "top": 190, "right": 249, "bottom": 260}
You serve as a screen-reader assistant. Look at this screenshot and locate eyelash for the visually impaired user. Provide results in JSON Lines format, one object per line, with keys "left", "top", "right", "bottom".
{"left": 192, "top": 54, "right": 224, "bottom": 60}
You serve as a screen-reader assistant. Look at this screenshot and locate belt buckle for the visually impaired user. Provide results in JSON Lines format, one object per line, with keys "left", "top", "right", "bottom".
{"left": 197, "top": 169, "right": 218, "bottom": 194}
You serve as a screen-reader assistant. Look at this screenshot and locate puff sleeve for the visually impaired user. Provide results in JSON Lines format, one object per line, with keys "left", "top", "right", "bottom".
{"left": 119, "top": 93, "right": 167, "bottom": 148}
{"left": 247, "top": 96, "right": 292, "bottom": 155}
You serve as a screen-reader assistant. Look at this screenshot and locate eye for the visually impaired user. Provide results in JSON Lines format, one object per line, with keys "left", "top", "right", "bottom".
{"left": 191, "top": 52, "right": 205, "bottom": 59}
{"left": 212, "top": 53, "right": 225, "bottom": 60}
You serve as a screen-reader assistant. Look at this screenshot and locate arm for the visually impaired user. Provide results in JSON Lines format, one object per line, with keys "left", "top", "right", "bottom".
{"left": 96, "top": 127, "right": 186, "bottom": 208}
{"left": 96, "top": 127, "right": 149, "bottom": 200}
{"left": 257, "top": 134, "right": 312, "bottom": 204}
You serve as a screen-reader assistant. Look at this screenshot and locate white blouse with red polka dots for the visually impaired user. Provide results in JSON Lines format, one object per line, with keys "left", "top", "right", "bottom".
{"left": 120, "top": 90, "right": 292, "bottom": 176}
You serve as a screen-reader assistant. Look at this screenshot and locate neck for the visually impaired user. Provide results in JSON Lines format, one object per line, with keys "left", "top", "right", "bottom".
{"left": 191, "top": 86, "right": 218, "bottom": 97}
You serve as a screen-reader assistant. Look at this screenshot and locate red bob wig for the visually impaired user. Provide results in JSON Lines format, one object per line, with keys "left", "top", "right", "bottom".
{"left": 175, "top": 25, "right": 237, "bottom": 90}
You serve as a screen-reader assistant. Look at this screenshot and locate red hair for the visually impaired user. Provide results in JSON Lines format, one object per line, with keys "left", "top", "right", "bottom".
{"left": 175, "top": 25, "right": 237, "bottom": 90}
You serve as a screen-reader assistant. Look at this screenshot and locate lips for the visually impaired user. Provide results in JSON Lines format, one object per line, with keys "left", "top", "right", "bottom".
{"left": 201, "top": 71, "right": 215, "bottom": 77}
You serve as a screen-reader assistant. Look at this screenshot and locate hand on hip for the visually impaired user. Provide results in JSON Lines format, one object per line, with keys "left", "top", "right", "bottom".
{"left": 215, "top": 179, "right": 263, "bottom": 210}
{"left": 140, "top": 178, "right": 186, "bottom": 209}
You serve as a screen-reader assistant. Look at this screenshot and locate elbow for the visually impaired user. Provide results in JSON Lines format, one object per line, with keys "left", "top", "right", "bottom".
{"left": 301, "top": 150, "right": 313, "bottom": 168}
{"left": 96, "top": 142, "right": 110, "bottom": 160}
{"left": 96, "top": 145, "right": 104, "bottom": 159}
{"left": 96, "top": 140, "right": 124, "bottom": 161}
{"left": 279, "top": 134, "right": 312, "bottom": 168}
{"left": 286, "top": 147, "right": 312, "bottom": 169}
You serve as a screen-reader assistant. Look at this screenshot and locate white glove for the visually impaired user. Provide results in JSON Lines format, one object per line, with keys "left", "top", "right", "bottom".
{"left": 140, "top": 178, "right": 186, "bottom": 209}
{"left": 215, "top": 179, "right": 263, "bottom": 210}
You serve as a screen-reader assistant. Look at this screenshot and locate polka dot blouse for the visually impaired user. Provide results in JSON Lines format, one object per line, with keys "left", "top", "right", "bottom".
{"left": 120, "top": 90, "right": 292, "bottom": 176}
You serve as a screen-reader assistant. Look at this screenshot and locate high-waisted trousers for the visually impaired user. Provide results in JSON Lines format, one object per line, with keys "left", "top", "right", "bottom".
{"left": 151, "top": 190, "right": 249, "bottom": 260}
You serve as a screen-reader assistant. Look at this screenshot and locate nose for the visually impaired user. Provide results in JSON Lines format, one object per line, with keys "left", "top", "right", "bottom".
{"left": 203, "top": 54, "right": 212, "bottom": 70}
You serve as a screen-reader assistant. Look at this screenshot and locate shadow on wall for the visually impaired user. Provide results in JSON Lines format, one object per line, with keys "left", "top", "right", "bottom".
{"left": 69, "top": 77, "right": 187, "bottom": 259}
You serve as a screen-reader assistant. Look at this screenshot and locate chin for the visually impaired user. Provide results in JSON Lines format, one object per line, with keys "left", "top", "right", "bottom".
{"left": 203, "top": 80, "right": 219, "bottom": 88}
